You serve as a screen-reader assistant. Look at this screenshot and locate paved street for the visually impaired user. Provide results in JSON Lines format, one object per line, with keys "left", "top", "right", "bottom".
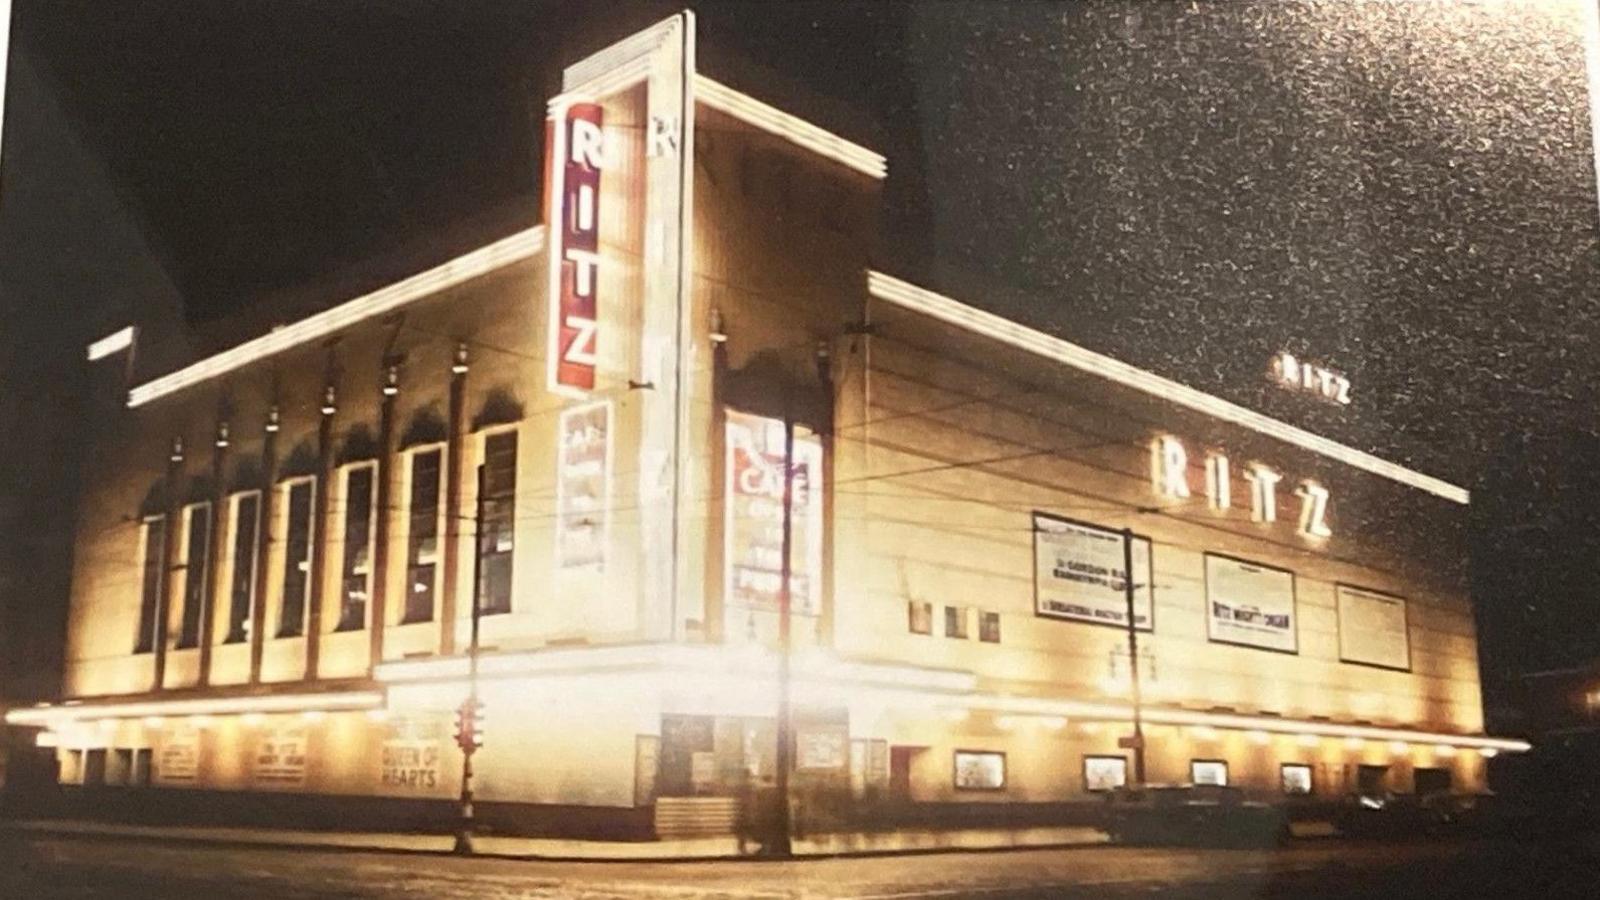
{"left": 2, "top": 832, "right": 1599, "bottom": 899}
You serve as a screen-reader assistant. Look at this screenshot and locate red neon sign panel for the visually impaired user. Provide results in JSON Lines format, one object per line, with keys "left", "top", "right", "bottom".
{"left": 552, "top": 102, "right": 603, "bottom": 393}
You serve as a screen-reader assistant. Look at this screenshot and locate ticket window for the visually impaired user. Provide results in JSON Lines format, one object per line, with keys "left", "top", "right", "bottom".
{"left": 1414, "top": 767, "right": 1453, "bottom": 797}
{"left": 1357, "top": 764, "right": 1390, "bottom": 796}
{"left": 108, "top": 749, "right": 133, "bottom": 786}
{"left": 82, "top": 749, "right": 107, "bottom": 787}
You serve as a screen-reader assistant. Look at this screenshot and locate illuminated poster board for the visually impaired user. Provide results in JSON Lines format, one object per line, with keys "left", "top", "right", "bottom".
{"left": 724, "top": 411, "right": 823, "bottom": 627}
{"left": 155, "top": 724, "right": 199, "bottom": 783}
{"left": 1205, "top": 554, "right": 1297, "bottom": 653}
{"left": 1337, "top": 585, "right": 1411, "bottom": 671}
{"left": 253, "top": 721, "right": 308, "bottom": 786}
{"left": 953, "top": 750, "right": 1006, "bottom": 791}
{"left": 1083, "top": 755, "right": 1127, "bottom": 792}
{"left": 1033, "top": 515, "right": 1153, "bottom": 631}
{"left": 556, "top": 401, "right": 610, "bottom": 569}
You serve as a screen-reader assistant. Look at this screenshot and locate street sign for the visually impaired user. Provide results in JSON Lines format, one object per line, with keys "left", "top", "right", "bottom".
{"left": 1118, "top": 735, "right": 1144, "bottom": 750}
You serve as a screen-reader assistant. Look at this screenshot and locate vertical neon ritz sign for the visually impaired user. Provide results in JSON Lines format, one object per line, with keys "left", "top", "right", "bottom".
{"left": 548, "top": 102, "right": 604, "bottom": 394}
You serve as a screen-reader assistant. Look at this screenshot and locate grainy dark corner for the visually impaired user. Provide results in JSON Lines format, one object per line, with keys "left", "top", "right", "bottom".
{"left": 1, "top": 2, "right": 1598, "bottom": 898}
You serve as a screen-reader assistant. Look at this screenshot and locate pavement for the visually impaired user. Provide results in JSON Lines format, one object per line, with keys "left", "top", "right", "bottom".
{"left": 0, "top": 817, "right": 1110, "bottom": 860}
{"left": 4, "top": 828, "right": 1600, "bottom": 899}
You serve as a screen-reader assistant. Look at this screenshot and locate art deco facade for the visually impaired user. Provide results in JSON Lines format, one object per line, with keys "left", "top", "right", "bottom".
{"left": 8, "top": 15, "right": 1526, "bottom": 836}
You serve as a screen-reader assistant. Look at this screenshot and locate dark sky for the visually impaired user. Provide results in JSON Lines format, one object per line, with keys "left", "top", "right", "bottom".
{"left": 7, "top": 1, "right": 1600, "bottom": 713}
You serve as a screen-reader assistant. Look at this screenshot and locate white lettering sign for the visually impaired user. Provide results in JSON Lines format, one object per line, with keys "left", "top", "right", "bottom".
{"left": 1151, "top": 436, "right": 1191, "bottom": 499}
{"left": 1205, "top": 453, "right": 1231, "bottom": 511}
{"left": 1272, "top": 352, "right": 1351, "bottom": 406}
{"left": 1296, "top": 481, "right": 1332, "bottom": 538}
{"left": 1245, "top": 464, "right": 1282, "bottom": 524}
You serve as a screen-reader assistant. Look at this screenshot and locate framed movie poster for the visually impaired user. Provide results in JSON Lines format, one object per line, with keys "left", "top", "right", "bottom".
{"left": 1337, "top": 584, "right": 1411, "bottom": 671}
{"left": 1205, "top": 554, "right": 1297, "bottom": 653}
{"left": 953, "top": 750, "right": 1006, "bottom": 791}
{"left": 1033, "top": 514, "right": 1153, "bottom": 631}
{"left": 1083, "top": 755, "right": 1128, "bottom": 792}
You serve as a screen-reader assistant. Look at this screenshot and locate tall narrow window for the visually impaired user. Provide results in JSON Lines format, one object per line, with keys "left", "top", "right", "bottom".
{"left": 133, "top": 516, "right": 166, "bottom": 654}
{"left": 277, "top": 479, "right": 315, "bottom": 638}
{"left": 224, "top": 493, "right": 260, "bottom": 644}
{"left": 403, "top": 449, "right": 442, "bottom": 624}
{"left": 477, "top": 431, "right": 517, "bottom": 615}
{"left": 336, "top": 466, "right": 375, "bottom": 632}
{"left": 176, "top": 503, "right": 211, "bottom": 649}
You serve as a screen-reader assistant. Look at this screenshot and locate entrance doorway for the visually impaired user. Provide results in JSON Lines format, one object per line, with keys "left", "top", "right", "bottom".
{"left": 889, "top": 746, "right": 925, "bottom": 802}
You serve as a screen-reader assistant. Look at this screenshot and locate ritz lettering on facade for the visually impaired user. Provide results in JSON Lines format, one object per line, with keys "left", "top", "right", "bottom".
{"left": 1271, "top": 351, "right": 1351, "bottom": 406}
{"left": 1151, "top": 435, "right": 1332, "bottom": 540}
{"left": 548, "top": 102, "right": 605, "bottom": 394}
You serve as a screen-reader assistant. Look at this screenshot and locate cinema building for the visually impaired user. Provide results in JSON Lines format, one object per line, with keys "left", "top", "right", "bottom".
{"left": 7, "top": 15, "right": 1527, "bottom": 838}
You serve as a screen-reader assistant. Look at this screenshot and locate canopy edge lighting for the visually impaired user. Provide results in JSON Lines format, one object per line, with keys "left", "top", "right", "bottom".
{"left": 695, "top": 76, "right": 886, "bottom": 180}
{"left": 955, "top": 694, "right": 1527, "bottom": 753}
{"left": 127, "top": 227, "right": 546, "bottom": 408}
{"left": 86, "top": 326, "right": 135, "bottom": 361}
{"left": 4, "top": 690, "right": 385, "bottom": 727}
{"left": 867, "top": 271, "right": 1469, "bottom": 505}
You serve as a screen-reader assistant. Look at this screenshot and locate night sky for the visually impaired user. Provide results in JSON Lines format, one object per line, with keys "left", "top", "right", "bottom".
{"left": 4, "top": 1, "right": 1600, "bottom": 717}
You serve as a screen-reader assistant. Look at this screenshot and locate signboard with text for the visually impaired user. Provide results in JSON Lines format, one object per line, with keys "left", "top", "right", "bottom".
{"left": 1205, "top": 554, "right": 1297, "bottom": 653}
{"left": 156, "top": 725, "right": 199, "bottom": 783}
{"left": 1336, "top": 585, "right": 1411, "bottom": 671}
{"left": 724, "top": 411, "right": 823, "bottom": 626}
{"left": 557, "top": 401, "right": 611, "bottom": 569}
{"left": 379, "top": 714, "right": 446, "bottom": 792}
{"left": 1033, "top": 515, "right": 1153, "bottom": 631}
{"left": 253, "top": 722, "right": 308, "bottom": 786}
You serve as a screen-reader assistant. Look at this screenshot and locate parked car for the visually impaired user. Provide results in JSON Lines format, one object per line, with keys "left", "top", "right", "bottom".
{"left": 1104, "top": 784, "right": 1289, "bottom": 847}
{"left": 1333, "top": 792, "right": 1447, "bottom": 838}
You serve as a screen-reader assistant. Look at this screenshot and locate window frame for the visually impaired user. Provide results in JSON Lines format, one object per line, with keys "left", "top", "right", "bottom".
{"left": 174, "top": 500, "right": 213, "bottom": 649}
{"left": 944, "top": 605, "right": 969, "bottom": 640}
{"left": 475, "top": 425, "right": 519, "bottom": 617}
{"left": 401, "top": 444, "right": 446, "bottom": 625}
{"left": 133, "top": 514, "right": 167, "bottom": 654}
{"left": 222, "top": 490, "right": 263, "bottom": 645}
{"left": 333, "top": 461, "right": 378, "bottom": 633}
{"left": 275, "top": 475, "right": 318, "bottom": 639}
{"left": 908, "top": 600, "right": 932, "bottom": 635}
{"left": 978, "top": 610, "right": 1001, "bottom": 643}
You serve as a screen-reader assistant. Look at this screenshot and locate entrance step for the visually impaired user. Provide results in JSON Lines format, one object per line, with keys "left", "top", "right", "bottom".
{"left": 654, "top": 796, "right": 740, "bottom": 837}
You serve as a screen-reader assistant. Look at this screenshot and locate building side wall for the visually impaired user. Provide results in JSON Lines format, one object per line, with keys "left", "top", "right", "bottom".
{"left": 834, "top": 314, "right": 1483, "bottom": 736}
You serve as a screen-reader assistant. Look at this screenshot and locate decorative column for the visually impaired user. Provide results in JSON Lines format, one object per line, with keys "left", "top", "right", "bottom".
{"left": 305, "top": 383, "right": 336, "bottom": 681}
{"left": 152, "top": 436, "right": 185, "bottom": 692}
{"left": 439, "top": 343, "right": 469, "bottom": 656}
{"left": 196, "top": 419, "right": 230, "bottom": 686}
{"left": 248, "top": 405, "right": 280, "bottom": 683}
{"left": 368, "top": 364, "right": 399, "bottom": 668}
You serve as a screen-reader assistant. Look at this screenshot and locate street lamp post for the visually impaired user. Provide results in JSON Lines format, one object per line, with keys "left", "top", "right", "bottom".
{"left": 453, "top": 465, "right": 487, "bottom": 855}
{"left": 769, "top": 409, "right": 797, "bottom": 857}
{"left": 1122, "top": 527, "right": 1147, "bottom": 786}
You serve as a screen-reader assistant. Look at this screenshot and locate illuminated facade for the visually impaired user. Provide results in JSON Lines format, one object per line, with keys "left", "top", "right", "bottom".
{"left": 9, "top": 15, "right": 1526, "bottom": 837}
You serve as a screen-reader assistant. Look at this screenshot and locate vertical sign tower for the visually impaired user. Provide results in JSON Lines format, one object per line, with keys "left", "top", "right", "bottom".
{"left": 545, "top": 14, "right": 696, "bottom": 640}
